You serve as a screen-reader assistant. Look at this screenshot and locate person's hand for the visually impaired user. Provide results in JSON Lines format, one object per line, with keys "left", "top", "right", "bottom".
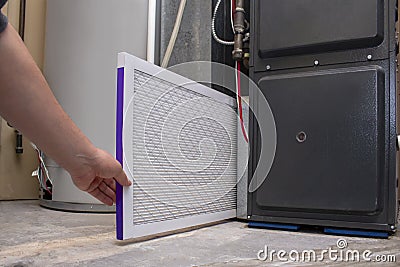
{"left": 69, "top": 148, "right": 132, "bottom": 206}
{"left": 0, "top": 24, "right": 131, "bottom": 205}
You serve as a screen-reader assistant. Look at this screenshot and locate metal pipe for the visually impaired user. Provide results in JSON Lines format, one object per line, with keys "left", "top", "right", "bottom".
{"left": 243, "top": 33, "right": 250, "bottom": 68}
{"left": 16, "top": 132, "right": 23, "bottom": 154}
{"left": 147, "top": 0, "right": 157, "bottom": 64}
{"left": 13, "top": 0, "right": 26, "bottom": 154}
{"left": 18, "top": 0, "right": 26, "bottom": 40}
{"left": 6, "top": 123, "right": 23, "bottom": 154}
{"left": 232, "top": 0, "right": 246, "bottom": 61}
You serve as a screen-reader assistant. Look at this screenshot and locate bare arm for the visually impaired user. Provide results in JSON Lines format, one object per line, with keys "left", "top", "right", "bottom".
{"left": 0, "top": 24, "right": 131, "bottom": 205}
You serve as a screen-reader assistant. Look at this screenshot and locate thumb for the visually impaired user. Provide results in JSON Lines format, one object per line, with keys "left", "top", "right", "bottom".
{"left": 113, "top": 164, "right": 132, "bottom": 187}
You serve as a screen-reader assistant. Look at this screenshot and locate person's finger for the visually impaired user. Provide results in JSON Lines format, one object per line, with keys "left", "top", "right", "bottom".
{"left": 89, "top": 187, "right": 113, "bottom": 206}
{"left": 99, "top": 181, "right": 116, "bottom": 203}
{"left": 86, "top": 176, "right": 103, "bottom": 193}
{"left": 104, "top": 179, "right": 116, "bottom": 192}
{"left": 113, "top": 166, "right": 131, "bottom": 187}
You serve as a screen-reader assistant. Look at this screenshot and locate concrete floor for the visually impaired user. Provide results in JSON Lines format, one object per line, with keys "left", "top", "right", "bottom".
{"left": 0, "top": 201, "right": 400, "bottom": 267}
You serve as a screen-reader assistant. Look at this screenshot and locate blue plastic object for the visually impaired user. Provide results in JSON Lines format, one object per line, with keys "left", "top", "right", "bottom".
{"left": 324, "top": 228, "right": 389, "bottom": 238}
{"left": 248, "top": 221, "right": 300, "bottom": 231}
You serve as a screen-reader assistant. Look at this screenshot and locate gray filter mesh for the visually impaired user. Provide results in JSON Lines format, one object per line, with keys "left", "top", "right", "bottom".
{"left": 130, "top": 70, "right": 237, "bottom": 226}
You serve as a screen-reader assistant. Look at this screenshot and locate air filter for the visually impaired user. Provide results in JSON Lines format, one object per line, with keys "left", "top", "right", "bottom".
{"left": 116, "top": 53, "right": 238, "bottom": 240}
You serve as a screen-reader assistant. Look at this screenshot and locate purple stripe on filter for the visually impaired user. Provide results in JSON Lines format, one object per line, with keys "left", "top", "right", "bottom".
{"left": 116, "top": 67, "right": 124, "bottom": 240}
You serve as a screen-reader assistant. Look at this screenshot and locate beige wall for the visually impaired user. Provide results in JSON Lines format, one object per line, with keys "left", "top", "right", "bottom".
{"left": 2, "top": 0, "right": 20, "bottom": 29}
{"left": 0, "top": 0, "right": 47, "bottom": 200}
{"left": 25, "top": 0, "right": 47, "bottom": 70}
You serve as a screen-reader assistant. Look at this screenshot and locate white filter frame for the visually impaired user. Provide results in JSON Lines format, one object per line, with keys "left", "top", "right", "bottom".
{"left": 116, "top": 53, "right": 238, "bottom": 240}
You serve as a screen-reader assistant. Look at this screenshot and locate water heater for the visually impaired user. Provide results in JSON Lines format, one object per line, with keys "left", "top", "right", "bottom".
{"left": 42, "top": 0, "right": 151, "bottom": 211}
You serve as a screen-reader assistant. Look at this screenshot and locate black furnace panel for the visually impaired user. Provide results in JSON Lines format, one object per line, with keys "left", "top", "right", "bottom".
{"left": 255, "top": 67, "right": 384, "bottom": 214}
{"left": 258, "top": 0, "right": 384, "bottom": 58}
{"left": 251, "top": 0, "right": 393, "bottom": 72}
{"left": 248, "top": 0, "right": 398, "bottom": 232}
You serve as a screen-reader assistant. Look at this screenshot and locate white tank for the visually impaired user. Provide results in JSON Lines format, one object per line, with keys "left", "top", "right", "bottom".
{"left": 42, "top": 0, "right": 149, "bottom": 211}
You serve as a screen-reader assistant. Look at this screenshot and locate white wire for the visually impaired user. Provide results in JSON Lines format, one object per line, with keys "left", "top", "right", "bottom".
{"left": 39, "top": 153, "right": 52, "bottom": 184}
{"left": 230, "top": 0, "right": 235, "bottom": 34}
{"left": 161, "top": 0, "right": 187, "bottom": 68}
{"left": 31, "top": 144, "right": 46, "bottom": 189}
{"left": 31, "top": 143, "right": 53, "bottom": 186}
{"left": 212, "top": 0, "right": 235, "bottom": 45}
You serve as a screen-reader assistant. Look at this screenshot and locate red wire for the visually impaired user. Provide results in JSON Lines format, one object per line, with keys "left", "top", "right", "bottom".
{"left": 237, "top": 62, "right": 249, "bottom": 143}
{"left": 232, "top": 1, "right": 248, "bottom": 142}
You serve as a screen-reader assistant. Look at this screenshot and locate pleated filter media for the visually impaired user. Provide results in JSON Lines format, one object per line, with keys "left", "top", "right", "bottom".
{"left": 116, "top": 53, "right": 238, "bottom": 240}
